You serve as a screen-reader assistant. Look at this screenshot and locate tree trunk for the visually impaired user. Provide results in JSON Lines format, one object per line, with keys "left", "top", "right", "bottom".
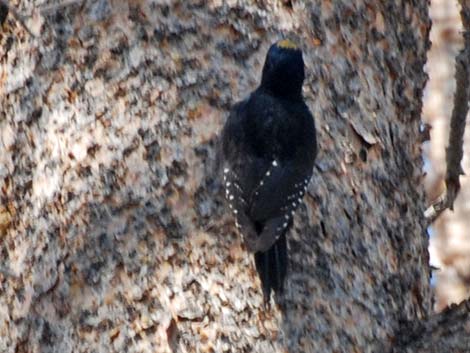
{"left": 0, "top": 1, "right": 466, "bottom": 352}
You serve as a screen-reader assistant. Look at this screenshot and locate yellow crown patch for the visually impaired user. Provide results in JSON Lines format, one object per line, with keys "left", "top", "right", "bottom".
{"left": 277, "top": 39, "right": 298, "bottom": 49}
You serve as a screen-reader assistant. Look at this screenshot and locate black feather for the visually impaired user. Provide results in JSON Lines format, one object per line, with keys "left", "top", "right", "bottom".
{"left": 220, "top": 40, "right": 317, "bottom": 299}
{"left": 255, "top": 231, "right": 288, "bottom": 298}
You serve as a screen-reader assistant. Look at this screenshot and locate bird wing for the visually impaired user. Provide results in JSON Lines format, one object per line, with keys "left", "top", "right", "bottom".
{"left": 220, "top": 102, "right": 260, "bottom": 250}
{"left": 248, "top": 159, "right": 313, "bottom": 223}
{"left": 246, "top": 101, "right": 316, "bottom": 251}
{"left": 220, "top": 96, "right": 316, "bottom": 252}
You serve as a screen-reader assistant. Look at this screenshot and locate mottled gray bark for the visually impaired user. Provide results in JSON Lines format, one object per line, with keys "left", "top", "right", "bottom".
{"left": 0, "top": 1, "right": 465, "bottom": 352}
{"left": 392, "top": 299, "right": 470, "bottom": 353}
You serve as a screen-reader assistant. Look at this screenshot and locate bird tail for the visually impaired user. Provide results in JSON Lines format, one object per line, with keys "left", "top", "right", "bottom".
{"left": 254, "top": 232, "right": 288, "bottom": 300}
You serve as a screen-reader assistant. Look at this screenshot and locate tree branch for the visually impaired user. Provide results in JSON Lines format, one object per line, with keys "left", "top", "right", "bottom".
{"left": 392, "top": 299, "right": 470, "bottom": 353}
{"left": 425, "top": 0, "right": 470, "bottom": 221}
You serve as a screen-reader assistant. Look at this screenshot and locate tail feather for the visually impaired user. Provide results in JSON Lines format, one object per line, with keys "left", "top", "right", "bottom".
{"left": 254, "top": 232, "right": 288, "bottom": 299}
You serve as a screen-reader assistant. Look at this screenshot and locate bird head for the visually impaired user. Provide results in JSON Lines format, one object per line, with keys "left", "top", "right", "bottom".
{"left": 260, "top": 39, "right": 305, "bottom": 99}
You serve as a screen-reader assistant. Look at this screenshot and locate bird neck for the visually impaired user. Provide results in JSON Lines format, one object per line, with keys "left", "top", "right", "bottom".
{"left": 259, "top": 83, "right": 303, "bottom": 101}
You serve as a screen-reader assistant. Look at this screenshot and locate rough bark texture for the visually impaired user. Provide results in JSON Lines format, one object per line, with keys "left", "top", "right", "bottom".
{"left": 393, "top": 298, "right": 470, "bottom": 353}
{"left": 0, "top": 0, "right": 451, "bottom": 352}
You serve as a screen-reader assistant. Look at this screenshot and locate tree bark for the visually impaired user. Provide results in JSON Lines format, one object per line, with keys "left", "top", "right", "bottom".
{"left": 0, "top": 1, "right": 466, "bottom": 352}
{"left": 392, "top": 299, "right": 470, "bottom": 352}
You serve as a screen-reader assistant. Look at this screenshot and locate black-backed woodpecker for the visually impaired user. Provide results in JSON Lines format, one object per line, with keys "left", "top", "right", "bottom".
{"left": 220, "top": 39, "right": 317, "bottom": 299}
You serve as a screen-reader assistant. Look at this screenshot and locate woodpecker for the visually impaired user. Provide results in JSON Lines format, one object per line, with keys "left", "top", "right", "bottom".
{"left": 220, "top": 39, "right": 317, "bottom": 299}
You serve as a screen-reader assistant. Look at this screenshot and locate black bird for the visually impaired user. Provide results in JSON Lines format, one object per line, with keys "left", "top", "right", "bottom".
{"left": 220, "top": 39, "right": 317, "bottom": 299}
